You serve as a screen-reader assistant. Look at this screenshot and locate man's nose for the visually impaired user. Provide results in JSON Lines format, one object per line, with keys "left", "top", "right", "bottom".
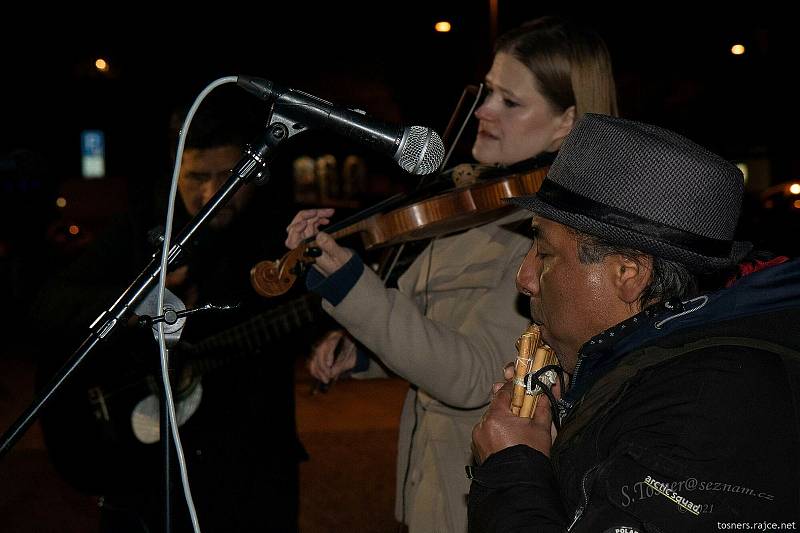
{"left": 516, "top": 248, "right": 540, "bottom": 297}
{"left": 200, "top": 183, "right": 217, "bottom": 205}
{"left": 201, "top": 176, "right": 226, "bottom": 205}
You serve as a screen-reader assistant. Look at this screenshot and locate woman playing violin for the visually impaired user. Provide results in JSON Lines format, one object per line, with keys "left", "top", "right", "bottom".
{"left": 285, "top": 16, "right": 618, "bottom": 533}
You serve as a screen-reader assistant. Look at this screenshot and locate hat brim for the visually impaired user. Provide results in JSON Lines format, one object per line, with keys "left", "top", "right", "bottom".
{"left": 509, "top": 195, "right": 752, "bottom": 273}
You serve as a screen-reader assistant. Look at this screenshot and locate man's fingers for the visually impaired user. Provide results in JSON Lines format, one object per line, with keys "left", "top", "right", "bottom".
{"left": 503, "top": 362, "right": 515, "bottom": 381}
{"left": 498, "top": 379, "right": 515, "bottom": 395}
{"left": 489, "top": 380, "right": 514, "bottom": 409}
{"left": 532, "top": 389, "right": 553, "bottom": 427}
{"left": 551, "top": 376, "right": 562, "bottom": 400}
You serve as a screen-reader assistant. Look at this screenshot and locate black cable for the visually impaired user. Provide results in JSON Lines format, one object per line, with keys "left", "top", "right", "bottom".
{"left": 523, "top": 365, "right": 566, "bottom": 431}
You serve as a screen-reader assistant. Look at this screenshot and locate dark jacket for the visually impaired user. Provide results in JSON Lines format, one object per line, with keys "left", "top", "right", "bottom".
{"left": 468, "top": 258, "right": 800, "bottom": 532}
{"left": 32, "top": 198, "right": 310, "bottom": 532}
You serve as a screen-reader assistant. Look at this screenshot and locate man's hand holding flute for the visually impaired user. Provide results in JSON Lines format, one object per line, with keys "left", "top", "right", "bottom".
{"left": 471, "top": 324, "right": 564, "bottom": 464}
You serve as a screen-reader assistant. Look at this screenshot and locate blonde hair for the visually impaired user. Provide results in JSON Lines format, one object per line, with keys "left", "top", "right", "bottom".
{"left": 495, "top": 16, "right": 618, "bottom": 119}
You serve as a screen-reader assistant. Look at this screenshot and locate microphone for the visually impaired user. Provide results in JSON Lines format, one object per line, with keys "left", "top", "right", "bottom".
{"left": 237, "top": 75, "right": 444, "bottom": 175}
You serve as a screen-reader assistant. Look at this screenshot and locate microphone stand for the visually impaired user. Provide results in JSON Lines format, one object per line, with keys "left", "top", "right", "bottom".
{"left": 133, "top": 285, "right": 188, "bottom": 533}
{"left": 0, "top": 121, "right": 289, "bottom": 529}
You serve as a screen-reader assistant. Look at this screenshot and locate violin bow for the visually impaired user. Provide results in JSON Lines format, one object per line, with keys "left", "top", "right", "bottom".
{"left": 379, "top": 83, "right": 486, "bottom": 282}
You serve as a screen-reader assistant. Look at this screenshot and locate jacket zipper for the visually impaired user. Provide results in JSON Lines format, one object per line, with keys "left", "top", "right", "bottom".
{"left": 567, "top": 463, "right": 600, "bottom": 531}
{"left": 562, "top": 351, "right": 587, "bottom": 414}
{"left": 570, "top": 351, "right": 587, "bottom": 392}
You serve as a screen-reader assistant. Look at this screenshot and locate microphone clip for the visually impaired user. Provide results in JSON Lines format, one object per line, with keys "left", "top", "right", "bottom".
{"left": 137, "top": 302, "right": 241, "bottom": 328}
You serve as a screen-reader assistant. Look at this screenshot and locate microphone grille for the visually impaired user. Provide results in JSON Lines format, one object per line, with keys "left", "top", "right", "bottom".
{"left": 397, "top": 126, "right": 445, "bottom": 175}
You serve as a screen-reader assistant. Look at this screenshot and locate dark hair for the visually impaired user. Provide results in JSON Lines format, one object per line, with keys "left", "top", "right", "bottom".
{"left": 570, "top": 229, "right": 699, "bottom": 308}
{"left": 494, "top": 16, "right": 618, "bottom": 118}
{"left": 170, "top": 86, "right": 265, "bottom": 153}
{"left": 567, "top": 224, "right": 787, "bottom": 309}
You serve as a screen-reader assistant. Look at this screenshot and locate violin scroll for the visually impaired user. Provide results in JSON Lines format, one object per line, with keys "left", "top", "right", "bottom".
{"left": 250, "top": 244, "right": 320, "bottom": 297}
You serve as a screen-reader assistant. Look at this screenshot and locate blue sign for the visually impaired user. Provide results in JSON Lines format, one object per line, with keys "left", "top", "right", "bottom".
{"left": 81, "top": 130, "right": 106, "bottom": 178}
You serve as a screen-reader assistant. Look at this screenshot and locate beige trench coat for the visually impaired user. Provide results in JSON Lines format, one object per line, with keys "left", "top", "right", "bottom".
{"left": 322, "top": 210, "right": 532, "bottom": 532}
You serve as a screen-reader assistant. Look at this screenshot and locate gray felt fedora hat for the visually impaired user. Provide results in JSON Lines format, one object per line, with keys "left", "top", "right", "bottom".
{"left": 509, "top": 113, "right": 752, "bottom": 272}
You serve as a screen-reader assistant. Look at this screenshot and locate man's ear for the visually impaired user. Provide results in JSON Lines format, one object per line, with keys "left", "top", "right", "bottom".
{"left": 613, "top": 255, "right": 652, "bottom": 307}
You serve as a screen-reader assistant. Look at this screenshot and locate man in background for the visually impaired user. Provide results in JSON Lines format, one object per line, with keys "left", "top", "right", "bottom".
{"left": 33, "top": 86, "right": 310, "bottom": 532}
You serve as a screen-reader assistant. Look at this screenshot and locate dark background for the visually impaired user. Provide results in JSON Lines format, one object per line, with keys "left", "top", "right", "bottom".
{"left": 0, "top": 5, "right": 797, "bottom": 332}
{"left": 0, "top": 6, "right": 797, "bottom": 177}
{"left": 1, "top": 7, "right": 791, "bottom": 181}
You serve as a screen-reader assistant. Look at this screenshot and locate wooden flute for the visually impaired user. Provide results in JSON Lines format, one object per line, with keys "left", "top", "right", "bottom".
{"left": 510, "top": 324, "right": 559, "bottom": 418}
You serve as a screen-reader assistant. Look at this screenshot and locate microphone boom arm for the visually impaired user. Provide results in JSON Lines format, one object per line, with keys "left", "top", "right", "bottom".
{"left": 238, "top": 75, "right": 444, "bottom": 175}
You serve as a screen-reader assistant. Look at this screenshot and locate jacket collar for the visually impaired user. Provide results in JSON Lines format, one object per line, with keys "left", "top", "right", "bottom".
{"left": 563, "top": 257, "right": 800, "bottom": 409}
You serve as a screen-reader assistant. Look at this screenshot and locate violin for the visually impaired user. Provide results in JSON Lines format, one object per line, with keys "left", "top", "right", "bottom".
{"left": 250, "top": 164, "right": 549, "bottom": 298}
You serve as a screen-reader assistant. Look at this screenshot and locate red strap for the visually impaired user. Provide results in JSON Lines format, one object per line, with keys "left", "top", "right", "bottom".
{"left": 725, "top": 256, "right": 789, "bottom": 288}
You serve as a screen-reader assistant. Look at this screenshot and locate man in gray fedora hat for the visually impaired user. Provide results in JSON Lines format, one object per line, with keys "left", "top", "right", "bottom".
{"left": 467, "top": 114, "right": 800, "bottom": 531}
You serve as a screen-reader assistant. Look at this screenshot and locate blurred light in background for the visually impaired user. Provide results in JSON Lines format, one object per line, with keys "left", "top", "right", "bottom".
{"left": 736, "top": 162, "right": 749, "bottom": 185}
{"left": 731, "top": 44, "right": 745, "bottom": 55}
{"left": 434, "top": 21, "right": 451, "bottom": 33}
{"left": 94, "top": 58, "right": 109, "bottom": 72}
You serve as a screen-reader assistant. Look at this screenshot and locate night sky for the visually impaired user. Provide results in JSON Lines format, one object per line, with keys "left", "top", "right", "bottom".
{"left": 1, "top": 7, "right": 790, "bottom": 178}
{"left": 0, "top": 5, "right": 794, "bottom": 264}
